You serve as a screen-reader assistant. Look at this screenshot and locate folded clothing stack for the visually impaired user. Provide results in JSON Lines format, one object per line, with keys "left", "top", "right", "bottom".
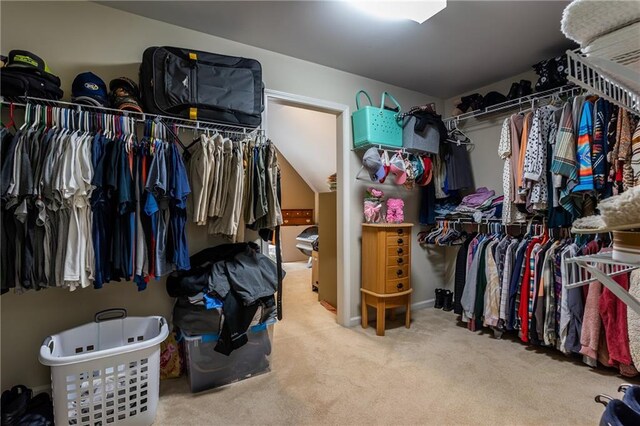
{"left": 327, "top": 173, "right": 337, "bottom": 191}
{"left": 434, "top": 200, "right": 459, "bottom": 217}
{"left": 451, "top": 187, "right": 503, "bottom": 222}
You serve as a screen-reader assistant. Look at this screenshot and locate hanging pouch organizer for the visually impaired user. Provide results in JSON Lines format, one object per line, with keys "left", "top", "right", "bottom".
{"left": 352, "top": 90, "right": 403, "bottom": 148}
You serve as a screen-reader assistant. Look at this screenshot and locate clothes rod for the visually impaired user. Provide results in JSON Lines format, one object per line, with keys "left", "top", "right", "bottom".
{"left": 0, "top": 95, "right": 264, "bottom": 135}
{"left": 442, "top": 85, "right": 582, "bottom": 123}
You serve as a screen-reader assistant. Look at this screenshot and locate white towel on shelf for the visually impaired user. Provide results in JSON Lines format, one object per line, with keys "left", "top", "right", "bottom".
{"left": 561, "top": 0, "right": 640, "bottom": 46}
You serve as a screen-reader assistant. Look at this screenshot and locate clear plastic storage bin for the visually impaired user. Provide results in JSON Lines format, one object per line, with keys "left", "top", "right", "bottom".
{"left": 183, "top": 322, "right": 275, "bottom": 393}
{"left": 39, "top": 309, "right": 169, "bottom": 426}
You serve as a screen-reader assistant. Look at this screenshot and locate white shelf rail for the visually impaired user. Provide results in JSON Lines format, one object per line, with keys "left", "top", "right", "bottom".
{"left": 565, "top": 252, "right": 640, "bottom": 315}
{"left": 442, "top": 85, "right": 581, "bottom": 123}
{"left": 0, "top": 95, "right": 264, "bottom": 136}
{"left": 566, "top": 49, "right": 640, "bottom": 114}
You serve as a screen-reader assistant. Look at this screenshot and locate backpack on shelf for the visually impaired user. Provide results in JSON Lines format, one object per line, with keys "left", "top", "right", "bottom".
{"left": 0, "top": 50, "right": 63, "bottom": 100}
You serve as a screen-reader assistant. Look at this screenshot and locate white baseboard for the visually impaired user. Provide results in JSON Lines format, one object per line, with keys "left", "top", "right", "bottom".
{"left": 348, "top": 298, "right": 436, "bottom": 327}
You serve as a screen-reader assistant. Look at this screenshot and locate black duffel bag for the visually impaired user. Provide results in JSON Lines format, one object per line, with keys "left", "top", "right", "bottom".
{"left": 1, "top": 50, "right": 63, "bottom": 100}
{"left": 139, "top": 46, "right": 264, "bottom": 127}
{"left": 1, "top": 70, "right": 63, "bottom": 100}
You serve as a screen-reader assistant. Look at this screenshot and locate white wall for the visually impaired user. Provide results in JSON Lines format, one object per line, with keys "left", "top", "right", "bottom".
{"left": 0, "top": 0, "right": 441, "bottom": 389}
{"left": 268, "top": 102, "right": 337, "bottom": 193}
{"left": 443, "top": 70, "right": 539, "bottom": 194}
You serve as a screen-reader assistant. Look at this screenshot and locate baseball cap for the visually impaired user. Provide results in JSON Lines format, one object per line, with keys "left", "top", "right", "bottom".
{"left": 389, "top": 152, "right": 407, "bottom": 185}
{"left": 5, "top": 49, "right": 60, "bottom": 85}
{"left": 411, "top": 155, "right": 424, "bottom": 184}
{"left": 403, "top": 157, "right": 416, "bottom": 189}
{"left": 6, "top": 50, "right": 52, "bottom": 74}
{"left": 72, "top": 72, "right": 108, "bottom": 106}
{"left": 109, "top": 77, "right": 140, "bottom": 99}
{"left": 418, "top": 156, "right": 433, "bottom": 186}
{"left": 109, "top": 77, "right": 143, "bottom": 113}
{"left": 379, "top": 150, "right": 391, "bottom": 184}
{"left": 362, "top": 147, "right": 386, "bottom": 182}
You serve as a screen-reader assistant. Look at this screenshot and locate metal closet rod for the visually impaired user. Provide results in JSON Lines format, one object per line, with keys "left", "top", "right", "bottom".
{"left": 0, "top": 95, "right": 264, "bottom": 136}
{"left": 443, "top": 84, "right": 583, "bottom": 123}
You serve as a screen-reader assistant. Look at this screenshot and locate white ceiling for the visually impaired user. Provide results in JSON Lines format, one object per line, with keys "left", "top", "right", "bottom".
{"left": 100, "top": 1, "right": 576, "bottom": 98}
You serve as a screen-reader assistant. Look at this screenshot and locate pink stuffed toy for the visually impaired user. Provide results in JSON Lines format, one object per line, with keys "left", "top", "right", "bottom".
{"left": 386, "top": 198, "right": 404, "bottom": 223}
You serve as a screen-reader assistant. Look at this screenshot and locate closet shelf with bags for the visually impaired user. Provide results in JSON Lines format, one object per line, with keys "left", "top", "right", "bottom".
{"left": 443, "top": 85, "right": 582, "bottom": 124}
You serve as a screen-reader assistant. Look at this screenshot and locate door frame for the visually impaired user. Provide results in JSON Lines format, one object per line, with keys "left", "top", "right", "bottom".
{"left": 263, "top": 89, "right": 351, "bottom": 327}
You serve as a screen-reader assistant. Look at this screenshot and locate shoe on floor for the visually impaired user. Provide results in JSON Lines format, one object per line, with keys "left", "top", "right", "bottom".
{"left": 434, "top": 288, "right": 444, "bottom": 309}
{"left": 442, "top": 290, "right": 454, "bottom": 311}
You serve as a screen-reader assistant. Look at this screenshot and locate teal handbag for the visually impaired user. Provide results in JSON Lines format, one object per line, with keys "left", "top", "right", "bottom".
{"left": 352, "top": 90, "right": 403, "bottom": 148}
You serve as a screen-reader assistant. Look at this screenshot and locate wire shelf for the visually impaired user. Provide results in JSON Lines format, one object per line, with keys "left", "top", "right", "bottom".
{"left": 565, "top": 252, "right": 640, "bottom": 315}
{"left": 566, "top": 49, "right": 640, "bottom": 114}
{"left": 442, "top": 85, "right": 582, "bottom": 123}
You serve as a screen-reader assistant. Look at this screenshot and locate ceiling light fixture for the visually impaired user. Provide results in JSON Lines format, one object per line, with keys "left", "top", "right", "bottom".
{"left": 347, "top": 0, "right": 447, "bottom": 24}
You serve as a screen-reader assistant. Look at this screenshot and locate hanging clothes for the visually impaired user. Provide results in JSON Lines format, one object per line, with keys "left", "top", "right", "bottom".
{"left": 450, "top": 225, "right": 638, "bottom": 376}
{"left": 187, "top": 136, "right": 283, "bottom": 241}
{"left": 498, "top": 118, "right": 513, "bottom": 224}
{"left": 630, "top": 119, "right": 640, "bottom": 187}
{"left": 0, "top": 107, "right": 191, "bottom": 294}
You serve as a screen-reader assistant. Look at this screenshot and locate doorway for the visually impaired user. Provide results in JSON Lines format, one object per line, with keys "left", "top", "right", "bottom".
{"left": 263, "top": 90, "right": 351, "bottom": 325}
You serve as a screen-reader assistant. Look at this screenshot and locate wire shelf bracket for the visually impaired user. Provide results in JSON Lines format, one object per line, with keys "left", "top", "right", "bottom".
{"left": 566, "top": 48, "right": 640, "bottom": 115}
{"left": 565, "top": 252, "right": 640, "bottom": 315}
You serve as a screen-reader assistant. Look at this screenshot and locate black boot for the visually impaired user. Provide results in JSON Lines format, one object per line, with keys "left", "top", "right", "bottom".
{"left": 506, "top": 82, "right": 520, "bottom": 100}
{"left": 467, "top": 94, "right": 484, "bottom": 111}
{"left": 518, "top": 80, "right": 532, "bottom": 97}
{"left": 434, "top": 288, "right": 444, "bottom": 309}
{"left": 1, "top": 385, "right": 31, "bottom": 426}
{"left": 442, "top": 290, "right": 454, "bottom": 311}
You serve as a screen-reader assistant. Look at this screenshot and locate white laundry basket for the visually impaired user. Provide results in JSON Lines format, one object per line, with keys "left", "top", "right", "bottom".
{"left": 39, "top": 309, "right": 169, "bottom": 426}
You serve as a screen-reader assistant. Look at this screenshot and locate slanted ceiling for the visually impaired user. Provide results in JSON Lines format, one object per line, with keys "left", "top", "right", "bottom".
{"left": 100, "top": 0, "right": 575, "bottom": 98}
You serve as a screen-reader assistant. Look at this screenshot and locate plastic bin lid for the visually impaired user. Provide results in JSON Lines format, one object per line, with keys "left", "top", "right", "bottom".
{"left": 181, "top": 320, "right": 276, "bottom": 343}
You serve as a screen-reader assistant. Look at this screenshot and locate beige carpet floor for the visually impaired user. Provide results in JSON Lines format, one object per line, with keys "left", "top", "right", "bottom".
{"left": 156, "top": 262, "right": 639, "bottom": 425}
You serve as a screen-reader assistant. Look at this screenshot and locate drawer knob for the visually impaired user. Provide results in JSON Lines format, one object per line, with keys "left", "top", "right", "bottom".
{"left": 397, "top": 258, "right": 403, "bottom": 264}
{"left": 396, "top": 269, "right": 403, "bottom": 276}
{"left": 396, "top": 283, "right": 404, "bottom": 290}
{"left": 397, "top": 238, "right": 403, "bottom": 244}
{"left": 397, "top": 229, "right": 404, "bottom": 235}
{"left": 397, "top": 248, "right": 403, "bottom": 254}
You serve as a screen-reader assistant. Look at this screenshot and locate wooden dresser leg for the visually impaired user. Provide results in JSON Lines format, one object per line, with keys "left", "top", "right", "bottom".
{"left": 376, "top": 300, "right": 385, "bottom": 336}
{"left": 405, "top": 295, "right": 411, "bottom": 329}
{"left": 361, "top": 294, "right": 368, "bottom": 328}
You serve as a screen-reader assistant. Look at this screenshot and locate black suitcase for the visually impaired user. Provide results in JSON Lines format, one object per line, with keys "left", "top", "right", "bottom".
{"left": 139, "top": 46, "right": 264, "bottom": 127}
